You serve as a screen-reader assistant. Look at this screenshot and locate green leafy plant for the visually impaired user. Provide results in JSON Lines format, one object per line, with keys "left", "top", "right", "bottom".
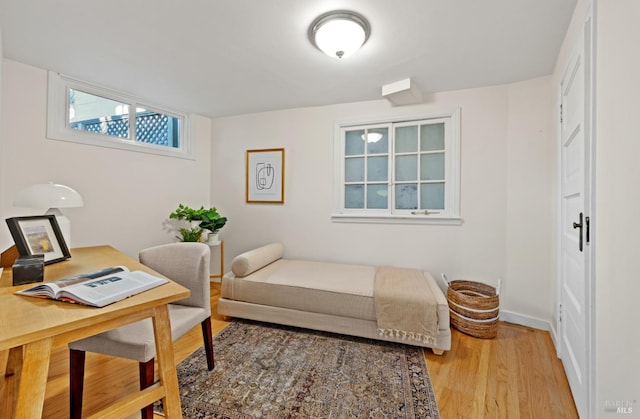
{"left": 169, "top": 203, "right": 205, "bottom": 222}
{"left": 177, "top": 227, "right": 204, "bottom": 242}
{"left": 170, "top": 204, "right": 227, "bottom": 234}
{"left": 198, "top": 208, "right": 227, "bottom": 234}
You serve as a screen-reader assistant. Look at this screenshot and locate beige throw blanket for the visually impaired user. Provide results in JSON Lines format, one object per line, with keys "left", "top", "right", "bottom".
{"left": 374, "top": 266, "right": 439, "bottom": 345}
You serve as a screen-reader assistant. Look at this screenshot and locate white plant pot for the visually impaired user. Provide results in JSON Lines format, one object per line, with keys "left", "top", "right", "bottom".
{"left": 207, "top": 232, "right": 220, "bottom": 246}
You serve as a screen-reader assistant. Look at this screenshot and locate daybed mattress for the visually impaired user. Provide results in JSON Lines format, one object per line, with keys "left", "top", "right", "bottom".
{"left": 218, "top": 259, "right": 451, "bottom": 353}
{"left": 221, "top": 258, "right": 449, "bottom": 334}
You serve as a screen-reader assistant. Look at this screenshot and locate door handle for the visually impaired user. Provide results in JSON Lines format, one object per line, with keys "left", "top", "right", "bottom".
{"left": 573, "top": 212, "right": 583, "bottom": 252}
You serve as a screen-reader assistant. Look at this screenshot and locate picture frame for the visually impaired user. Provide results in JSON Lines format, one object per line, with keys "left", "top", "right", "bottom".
{"left": 246, "top": 148, "right": 285, "bottom": 204}
{"left": 5, "top": 215, "right": 71, "bottom": 265}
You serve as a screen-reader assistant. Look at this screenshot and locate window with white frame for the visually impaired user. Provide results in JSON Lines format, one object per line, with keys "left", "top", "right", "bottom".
{"left": 333, "top": 109, "right": 461, "bottom": 224}
{"left": 47, "top": 72, "right": 192, "bottom": 159}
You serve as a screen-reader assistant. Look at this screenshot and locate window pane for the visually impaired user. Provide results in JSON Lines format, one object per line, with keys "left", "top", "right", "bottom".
{"left": 345, "top": 185, "right": 365, "bottom": 208}
{"left": 395, "top": 126, "right": 418, "bottom": 153}
{"left": 135, "top": 110, "right": 180, "bottom": 147}
{"left": 345, "top": 157, "right": 364, "bottom": 182}
{"left": 395, "top": 155, "right": 417, "bottom": 181}
{"left": 421, "top": 123, "right": 445, "bottom": 151}
{"left": 421, "top": 153, "right": 445, "bottom": 180}
{"left": 69, "top": 89, "right": 129, "bottom": 139}
{"left": 366, "top": 128, "right": 388, "bottom": 154}
{"left": 421, "top": 183, "right": 445, "bottom": 210}
{"left": 367, "top": 184, "right": 388, "bottom": 209}
{"left": 345, "top": 130, "right": 365, "bottom": 155}
{"left": 367, "top": 156, "right": 388, "bottom": 181}
{"left": 395, "top": 184, "right": 418, "bottom": 209}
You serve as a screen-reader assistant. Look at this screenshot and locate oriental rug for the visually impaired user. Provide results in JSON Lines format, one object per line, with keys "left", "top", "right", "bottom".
{"left": 158, "top": 319, "right": 440, "bottom": 418}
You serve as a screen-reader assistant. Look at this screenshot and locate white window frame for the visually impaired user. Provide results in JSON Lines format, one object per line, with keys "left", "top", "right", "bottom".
{"left": 47, "top": 72, "right": 193, "bottom": 159}
{"left": 332, "top": 108, "right": 462, "bottom": 225}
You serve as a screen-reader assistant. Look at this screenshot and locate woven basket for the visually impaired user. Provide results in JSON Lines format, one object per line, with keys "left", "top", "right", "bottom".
{"left": 443, "top": 275, "right": 500, "bottom": 339}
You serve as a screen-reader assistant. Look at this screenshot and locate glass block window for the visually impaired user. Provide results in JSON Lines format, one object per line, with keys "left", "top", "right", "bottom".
{"left": 47, "top": 72, "right": 190, "bottom": 159}
{"left": 336, "top": 110, "right": 460, "bottom": 222}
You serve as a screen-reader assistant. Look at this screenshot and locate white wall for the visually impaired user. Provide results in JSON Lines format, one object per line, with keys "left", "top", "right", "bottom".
{"left": 0, "top": 59, "right": 212, "bottom": 259}
{"left": 211, "top": 79, "right": 556, "bottom": 323}
{"left": 505, "top": 77, "right": 556, "bottom": 322}
{"left": 594, "top": 0, "right": 640, "bottom": 414}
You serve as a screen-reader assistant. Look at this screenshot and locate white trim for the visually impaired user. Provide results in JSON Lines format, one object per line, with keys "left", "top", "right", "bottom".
{"left": 331, "top": 213, "right": 463, "bottom": 225}
{"left": 46, "top": 72, "right": 194, "bottom": 160}
{"left": 585, "top": 6, "right": 597, "bottom": 417}
{"left": 555, "top": 4, "right": 597, "bottom": 417}
{"left": 499, "top": 310, "right": 553, "bottom": 332}
{"left": 334, "top": 107, "right": 462, "bottom": 128}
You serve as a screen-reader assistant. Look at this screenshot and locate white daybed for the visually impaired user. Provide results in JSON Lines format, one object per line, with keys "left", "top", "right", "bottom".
{"left": 217, "top": 243, "right": 451, "bottom": 354}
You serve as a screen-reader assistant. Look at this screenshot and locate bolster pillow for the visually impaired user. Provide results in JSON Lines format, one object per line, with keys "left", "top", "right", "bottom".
{"left": 231, "top": 242, "right": 284, "bottom": 277}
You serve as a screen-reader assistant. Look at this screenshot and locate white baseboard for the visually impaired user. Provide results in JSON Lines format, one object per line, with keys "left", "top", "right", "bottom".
{"left": 499, "top": 310, "right": 559, "bottom": 355}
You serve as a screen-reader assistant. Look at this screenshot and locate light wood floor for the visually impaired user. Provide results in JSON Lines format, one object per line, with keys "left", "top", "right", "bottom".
{"left": 39, "top": 283, "right": 578, "bottom": 418}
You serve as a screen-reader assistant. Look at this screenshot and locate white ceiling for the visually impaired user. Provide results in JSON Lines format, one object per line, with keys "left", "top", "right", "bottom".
{"left": 0, "top": 0, "right": 576, "bottom": 118}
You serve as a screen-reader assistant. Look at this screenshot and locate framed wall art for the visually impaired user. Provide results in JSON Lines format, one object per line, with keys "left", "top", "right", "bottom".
{"left": 5, "top": 215, "right": 71, "bottom": 264}
{"left": 246, "top": 148, "right": 285, "bottom": 204}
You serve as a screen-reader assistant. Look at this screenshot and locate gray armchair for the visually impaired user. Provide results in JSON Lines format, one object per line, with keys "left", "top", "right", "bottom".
{"left": 68, "top": 242, "right": 214, "bottom": 419}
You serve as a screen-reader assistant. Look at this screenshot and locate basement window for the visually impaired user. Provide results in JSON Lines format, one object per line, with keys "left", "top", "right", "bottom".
{"left": 332, "top": 109, "right": 462, "bottom": 225}
{"left": 47, "top": 72, "right": 192, "bottom": 159}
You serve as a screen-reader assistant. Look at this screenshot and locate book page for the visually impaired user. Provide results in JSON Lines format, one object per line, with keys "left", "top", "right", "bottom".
{"left": 58, "top": 270, "right": 168, "bottom": 307}
{"left": 54, "top": 266, "right": 128, "bottom": 288}
{"left": 16, "top": 282, "right": 62, "bottom": 298}
{"left": 17, "top": 266, "right": 129, "bottom": 299}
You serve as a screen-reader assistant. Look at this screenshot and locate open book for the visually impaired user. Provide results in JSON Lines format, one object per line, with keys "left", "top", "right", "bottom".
{"left": 16, "top": 266, "right": 169, "bottom": 307}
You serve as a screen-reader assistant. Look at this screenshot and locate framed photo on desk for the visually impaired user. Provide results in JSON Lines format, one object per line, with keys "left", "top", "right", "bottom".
{"left": 6, "top": 215, "right": 71, "bottom": 264}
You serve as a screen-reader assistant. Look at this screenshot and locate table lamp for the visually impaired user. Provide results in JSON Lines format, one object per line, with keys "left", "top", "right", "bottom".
{"left": 13, "top": 182, "right": 84, "bottom": 248}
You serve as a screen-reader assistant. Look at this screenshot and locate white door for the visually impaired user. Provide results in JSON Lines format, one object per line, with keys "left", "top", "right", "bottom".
{"left": 559, "top": 13, "right": 594, "bottom": 419}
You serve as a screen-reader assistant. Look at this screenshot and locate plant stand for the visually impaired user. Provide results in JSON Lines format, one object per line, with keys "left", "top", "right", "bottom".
{"left": 208, "top": 240, "right": 224, "bottom": 280}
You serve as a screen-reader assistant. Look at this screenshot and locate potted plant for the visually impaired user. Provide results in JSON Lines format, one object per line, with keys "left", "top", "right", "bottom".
{"left": 169, "top": 204, "right": 227, "bottom": 244}
{"left": 176, "top": 227, "right": 204, "bottom": 242}
{"left": 169, "top": 203, "right": 205, "bottom": 224}
{"left": 198, "top": 207, "right": 227, "bottom": 245}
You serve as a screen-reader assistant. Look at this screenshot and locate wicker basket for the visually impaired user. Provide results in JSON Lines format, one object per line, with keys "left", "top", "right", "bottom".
{"left": 443, "top": 274, "right": 500, "bottom": 339}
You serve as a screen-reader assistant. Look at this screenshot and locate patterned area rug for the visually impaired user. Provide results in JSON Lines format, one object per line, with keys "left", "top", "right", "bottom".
{"left": 158, "top": 319, "right": 440, "bottom": 418}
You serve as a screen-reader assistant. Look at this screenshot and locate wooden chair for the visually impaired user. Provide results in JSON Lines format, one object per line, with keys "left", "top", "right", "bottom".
{"left": 68, "top": 242, "right": 215, "bottom": 419}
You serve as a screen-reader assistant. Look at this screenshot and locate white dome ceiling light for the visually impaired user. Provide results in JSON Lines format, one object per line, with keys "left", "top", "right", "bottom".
{"left": 309, "top": 10, "right": 371, "bottom": 59}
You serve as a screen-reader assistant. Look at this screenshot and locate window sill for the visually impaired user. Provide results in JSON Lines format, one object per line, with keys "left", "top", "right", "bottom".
{"left": 46, "top": 132, "right": 195, "bottom": 160}
{"left": 331, "top": 213, "right": 463, "bottom": 226}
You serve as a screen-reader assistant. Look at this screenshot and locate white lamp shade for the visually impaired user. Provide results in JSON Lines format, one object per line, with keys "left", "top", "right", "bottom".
{"left": 315, "top": 19, "right": 366, "bottom": 58}
{"left": 13, "top": 182, "right": 84, "bottom": 209}
{"left": 310, "top": 11, "right": 371, "bottom": 59}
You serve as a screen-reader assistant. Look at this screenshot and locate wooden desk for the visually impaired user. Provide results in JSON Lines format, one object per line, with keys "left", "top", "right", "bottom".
{"left": 0, "top": 245, "right": 189, "bottom": 418}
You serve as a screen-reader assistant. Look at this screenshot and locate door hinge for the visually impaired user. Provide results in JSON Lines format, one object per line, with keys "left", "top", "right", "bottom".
{"left": 560, "top": 104, "right": 563, "bottom": 124}
{"left": 559, "top": 304, "right": 563, "bottom": 323}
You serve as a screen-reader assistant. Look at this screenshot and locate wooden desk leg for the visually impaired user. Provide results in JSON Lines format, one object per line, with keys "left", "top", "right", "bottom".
{"left": 152, "top": 305, "right": 182, "bottom": 418}
{"left": 14, "top": 338, "right": 53, "bottom": 419}
{"left": 1, "top": 347, "right": 23, "bottom": 419}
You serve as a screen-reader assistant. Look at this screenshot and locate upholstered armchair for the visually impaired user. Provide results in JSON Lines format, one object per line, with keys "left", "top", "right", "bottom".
{"left": 68, "top": 242, "right": 214, "bottom": 419}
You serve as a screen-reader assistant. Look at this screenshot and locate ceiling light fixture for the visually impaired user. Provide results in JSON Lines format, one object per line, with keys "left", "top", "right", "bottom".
{"left": 309, "top": 10, "right": 371, "bottom": 59}
{"left": 361, "top": 132, "right": 383, "bottom": 143}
